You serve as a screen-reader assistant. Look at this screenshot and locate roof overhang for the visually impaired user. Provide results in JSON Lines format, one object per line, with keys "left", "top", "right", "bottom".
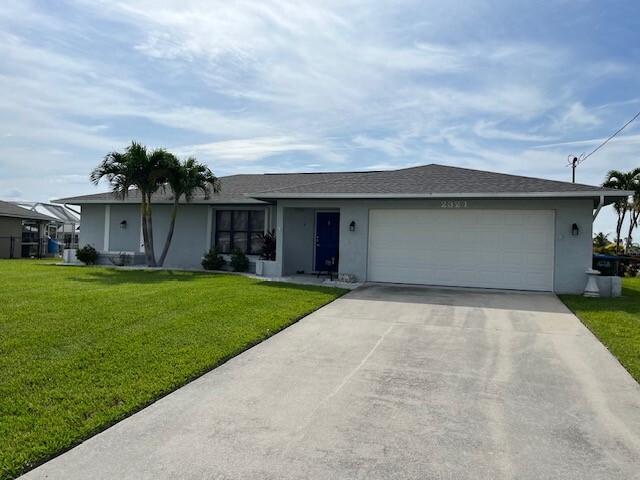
{"left": 246, "top": 190, "right": 632, "bottom": 207}
{"left": 0, "top": 212, "right": 57, "bottom": 222}
{"left": 52, "top": 198, "right": 267, "bottom": 206}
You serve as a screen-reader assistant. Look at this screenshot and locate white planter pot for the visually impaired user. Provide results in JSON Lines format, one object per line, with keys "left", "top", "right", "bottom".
{"left": 63, "top": 248, "right": 79, "bottom": 264}
{"left": 256, "top": 260, "right": 279, "bottom": 277}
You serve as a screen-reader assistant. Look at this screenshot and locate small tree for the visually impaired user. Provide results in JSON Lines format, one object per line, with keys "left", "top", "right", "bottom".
{"left": 202, "top": 246, "right": 226, "bottom": 270}
{"left": 76, "top": 245, "right": 99, "bottom": 265}
{"left": 230, "top": 249, "right": 249, "bottom": 272}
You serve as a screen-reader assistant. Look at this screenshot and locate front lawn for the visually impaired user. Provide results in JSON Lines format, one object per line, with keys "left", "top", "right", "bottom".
{"left": 0, "top": 260, "right": 347, "bottom": 480}
{"left": 560, "top": 276, "right": 640, "bottom": 384}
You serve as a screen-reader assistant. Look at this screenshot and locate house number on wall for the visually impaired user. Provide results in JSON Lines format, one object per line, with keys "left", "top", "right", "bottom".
{"left": 440, "top": 201, "right": 468, "bottom": 208}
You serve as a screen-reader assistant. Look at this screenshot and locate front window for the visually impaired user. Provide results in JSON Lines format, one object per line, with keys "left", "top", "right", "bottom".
{"left": 215, "top": 210, "right": 265, "bottom": 254}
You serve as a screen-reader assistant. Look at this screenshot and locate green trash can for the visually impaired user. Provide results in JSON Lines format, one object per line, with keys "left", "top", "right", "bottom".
{"left": 592, "top": 254, "right": 618, "bottom": 276}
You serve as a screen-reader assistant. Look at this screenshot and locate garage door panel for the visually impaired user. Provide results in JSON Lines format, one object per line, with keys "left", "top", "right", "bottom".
{"left": 458, "top": 212, "right": 481, "bottom": 225}
{"left": 503, "top": 252, "right": 522, "bottom": 266}
{"left": 526, "top": 252, "right": 550, "bottom": 267}
{"left": 502, "top": 231, "right": 526, "bottom": 248}
{"left": 480, "top": 251, "right": 501, "bottom": 264}
{"left": 434, "top": 268, "right": 456, "bottom": 282}
{"left": 454, "top": 269, "right": 478, "bottom": 283}
{"left": 456, "top": 251, "right": 476, "bottom": 263}
{"left": 504, "top": 213, "right": 526, "bottom": 226}
{"left": 528, "top": 232, "right": 552, "bottom": 249}
{"left": 503, "top": 271, "right": 524, "bottom": 285}
{"left": 527, "top": 212, "right": 553, "bottom": 226}
{"left": 480, "top": 212, "right": 503, "bottom": 226}
{"left": 526, "top": 272, "right": 549, "bottom": 289}
{"left": 368, "top": 209, "right": 554, "bottom": 291}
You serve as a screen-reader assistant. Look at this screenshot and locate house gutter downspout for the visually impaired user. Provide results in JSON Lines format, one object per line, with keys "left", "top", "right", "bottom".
{"left": 593, "top": 195, "right": 605, "bottom": 220}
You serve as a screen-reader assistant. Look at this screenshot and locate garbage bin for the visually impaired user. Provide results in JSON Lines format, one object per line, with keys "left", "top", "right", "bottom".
{"left": 47, "top": 238, "right": 60, "bottom": 254}
{"left": 592, "top": 254, "right": 619, "bottom": 276}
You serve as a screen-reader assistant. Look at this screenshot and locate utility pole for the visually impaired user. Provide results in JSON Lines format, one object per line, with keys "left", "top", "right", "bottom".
{"left": 567, "top": 155, "right": 579, "bottom": 183}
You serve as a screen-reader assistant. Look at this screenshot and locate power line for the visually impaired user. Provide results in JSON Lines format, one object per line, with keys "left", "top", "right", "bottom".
{"left": 581, "top": 110, "right": 640, "bottom": 163}
{"left": 566, "top": 110, "right": 640, "bottom": 183}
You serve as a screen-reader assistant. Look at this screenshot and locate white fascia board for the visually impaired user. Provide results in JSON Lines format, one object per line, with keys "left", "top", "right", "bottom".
{"left": 52, "top": 198, "right": 267, "bottom": 205}
{"left": 0, "top": 213, "right": 56, "bottom": 221}
{"left": 245, "top": 191, "right": 632, "bottom": 200}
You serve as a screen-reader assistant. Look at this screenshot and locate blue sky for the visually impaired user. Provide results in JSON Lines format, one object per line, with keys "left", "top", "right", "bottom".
{"left": 0, "top": 0, "right": 639, "bottom": 235}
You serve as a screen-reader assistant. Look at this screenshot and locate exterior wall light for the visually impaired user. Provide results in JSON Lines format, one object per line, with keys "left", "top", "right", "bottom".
{"left": 120, "top": 220, "right": 127, "bottom": 229}
{"left": 571, "top": 223, "right": 579, "bottom": 236}
{"left": 349, "top": 221, "right": 356, "bottom": 232}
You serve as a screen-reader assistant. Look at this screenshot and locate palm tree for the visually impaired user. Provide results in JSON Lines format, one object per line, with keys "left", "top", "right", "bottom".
{"left": 603, "top": 168, "right": 640, "bottom": 254}
{"left": 90, "top": 141, "right": 178, "bottom": 267}
{"left": 626, "top": 194, "right": 640, "bottom": 252}
{"left": 593, "top": 232, "right": 609, "bottom": 249}
{"left": 157, "top": 157, "right": 220, "bottom": 267}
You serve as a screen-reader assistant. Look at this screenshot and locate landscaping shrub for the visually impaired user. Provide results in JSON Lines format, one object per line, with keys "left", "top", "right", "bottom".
{"left": 108, "top": 252, "right": 133, "bottom": 267}
{"left": 75, "top": 244, "right": 99, "bottom": 265}
{"left": 257, "top": 229, "right": 276, "bottom": 261}
{"left": 202, "top": 246, "right": 226, "bottom": 270}
{"left": 230, "top": 249, "right": 249, "bottom": 272}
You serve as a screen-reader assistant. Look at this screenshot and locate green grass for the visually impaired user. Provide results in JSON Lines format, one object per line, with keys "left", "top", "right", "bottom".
{"left": 0, "top": 260, "right": 347, "bottom": 480}
{"left": 559, "top": 276, "right": 640, "bottom": 384}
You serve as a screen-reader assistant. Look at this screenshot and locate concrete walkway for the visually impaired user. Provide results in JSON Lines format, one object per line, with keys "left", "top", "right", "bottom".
{"left": 22, "top": 284, "right": 640, "bottom": 479}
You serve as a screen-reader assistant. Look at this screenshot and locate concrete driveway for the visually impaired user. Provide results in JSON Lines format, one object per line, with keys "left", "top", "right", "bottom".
{"left": 23, "top": 284, "right": 640, "bottom": 479}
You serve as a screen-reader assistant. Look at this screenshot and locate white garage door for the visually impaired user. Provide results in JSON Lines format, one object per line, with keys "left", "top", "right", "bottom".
{"left": 368, "top": 209, "right": 555, "bottom": 291}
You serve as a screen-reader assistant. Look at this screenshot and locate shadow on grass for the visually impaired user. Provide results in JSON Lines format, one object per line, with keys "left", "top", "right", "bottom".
{"left": 254, "top": 280, "right": 349, "bottom": 295}
{"left": 559, "top": 284, "right": 640, "bottom": 316}
{"left": 68, "top": 268, "right": 213, "bottom": 285}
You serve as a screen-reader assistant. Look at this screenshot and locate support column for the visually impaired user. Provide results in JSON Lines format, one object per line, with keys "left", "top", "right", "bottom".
{"left": 103, "top": 205, "right": 110, "bottom": 251}
{"left": 273, "top": 203, "right": 284, "bottom": 276}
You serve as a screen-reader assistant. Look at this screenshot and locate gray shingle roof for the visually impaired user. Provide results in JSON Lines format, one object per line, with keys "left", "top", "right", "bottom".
{"left": 54, "top": 164, "right": 622, "bottom": 204}
{"left": 53, "top": 171, "right": 360, "bottom": 204}
{"left": 0, "top": 200, "right": 58, "bottom": 221}
{"left": 250, "top": 164, "right": 619, "bottom": 196}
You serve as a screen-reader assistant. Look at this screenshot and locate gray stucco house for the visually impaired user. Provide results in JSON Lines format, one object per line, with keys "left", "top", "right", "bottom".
{"left": 54, "top": 164, "right": 626, "bottom": 294}
{"left": 0, "top": 199, "right": 57, "bottom": 258}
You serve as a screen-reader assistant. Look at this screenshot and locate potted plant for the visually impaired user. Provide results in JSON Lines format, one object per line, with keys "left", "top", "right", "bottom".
{"left": 255, "top": 229, "right": 277, "bottom": 276}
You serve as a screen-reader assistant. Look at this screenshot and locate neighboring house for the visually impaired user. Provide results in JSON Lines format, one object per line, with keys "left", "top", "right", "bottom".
{"left": 12, "top": 201, "right": 81, "bottom": 248}
{"left": 53, "top": 164, "right": 628, "bottom": 294}
{"left": 0, "top": 200, "right": 57, "bottom": 259}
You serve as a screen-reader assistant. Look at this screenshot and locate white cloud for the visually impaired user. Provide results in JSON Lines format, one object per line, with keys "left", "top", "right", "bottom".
{"left": 473, "top": 121, "right": 555, "bottom": 142}
{"left": 176, "top": 136, "right": 324, "bottom": 161}
{"left": 3, "top": 188, "right": 22, "bottom": 198}
{"left": 531, "top": 133, "right": 640, "bottom": 151}
{"left": 554, "top": 102, "right": 601, "bottom": 131}
{"left": 351, "top": 136, "right": 409, "bottom": 156}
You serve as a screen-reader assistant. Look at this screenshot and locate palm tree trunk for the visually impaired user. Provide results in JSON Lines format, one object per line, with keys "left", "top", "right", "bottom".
{"left": 627, "top": 207, "right": 640, "bottom": 253}
{"left": 616, "top": 207, "right": 627, "bottom": 255}
{"left": 146, "top": 193, "right": 157, "bottom": 267}
{"left": 157, "top": 199, "right": 179, "bottom": 267}
{"left": 140, "top": 194, "right": 155, "bottom": 267}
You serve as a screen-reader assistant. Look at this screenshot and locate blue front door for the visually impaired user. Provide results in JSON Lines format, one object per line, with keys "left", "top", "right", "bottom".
{"left": 315, "top": 212, "right": 340, "bottom": 271}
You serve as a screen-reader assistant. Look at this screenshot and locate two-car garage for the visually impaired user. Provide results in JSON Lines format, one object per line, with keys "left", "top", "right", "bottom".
{"left": 367, "top": 209, "right": 555, "bottom": 291}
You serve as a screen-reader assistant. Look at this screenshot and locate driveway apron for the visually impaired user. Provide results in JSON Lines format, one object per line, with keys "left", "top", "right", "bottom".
{"left": 22, "top": 284, "right": 640, "bottom": 479}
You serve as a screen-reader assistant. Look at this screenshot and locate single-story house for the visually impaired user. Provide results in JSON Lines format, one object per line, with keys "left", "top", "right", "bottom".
{"left": 12, "top": 201, "right": 81, "bottom": 248}
{"left": 0, "top": 200, "right": 58, "bottom": 258}
{"left": 54, "top": 164, "right": 627, "bottom": 294}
